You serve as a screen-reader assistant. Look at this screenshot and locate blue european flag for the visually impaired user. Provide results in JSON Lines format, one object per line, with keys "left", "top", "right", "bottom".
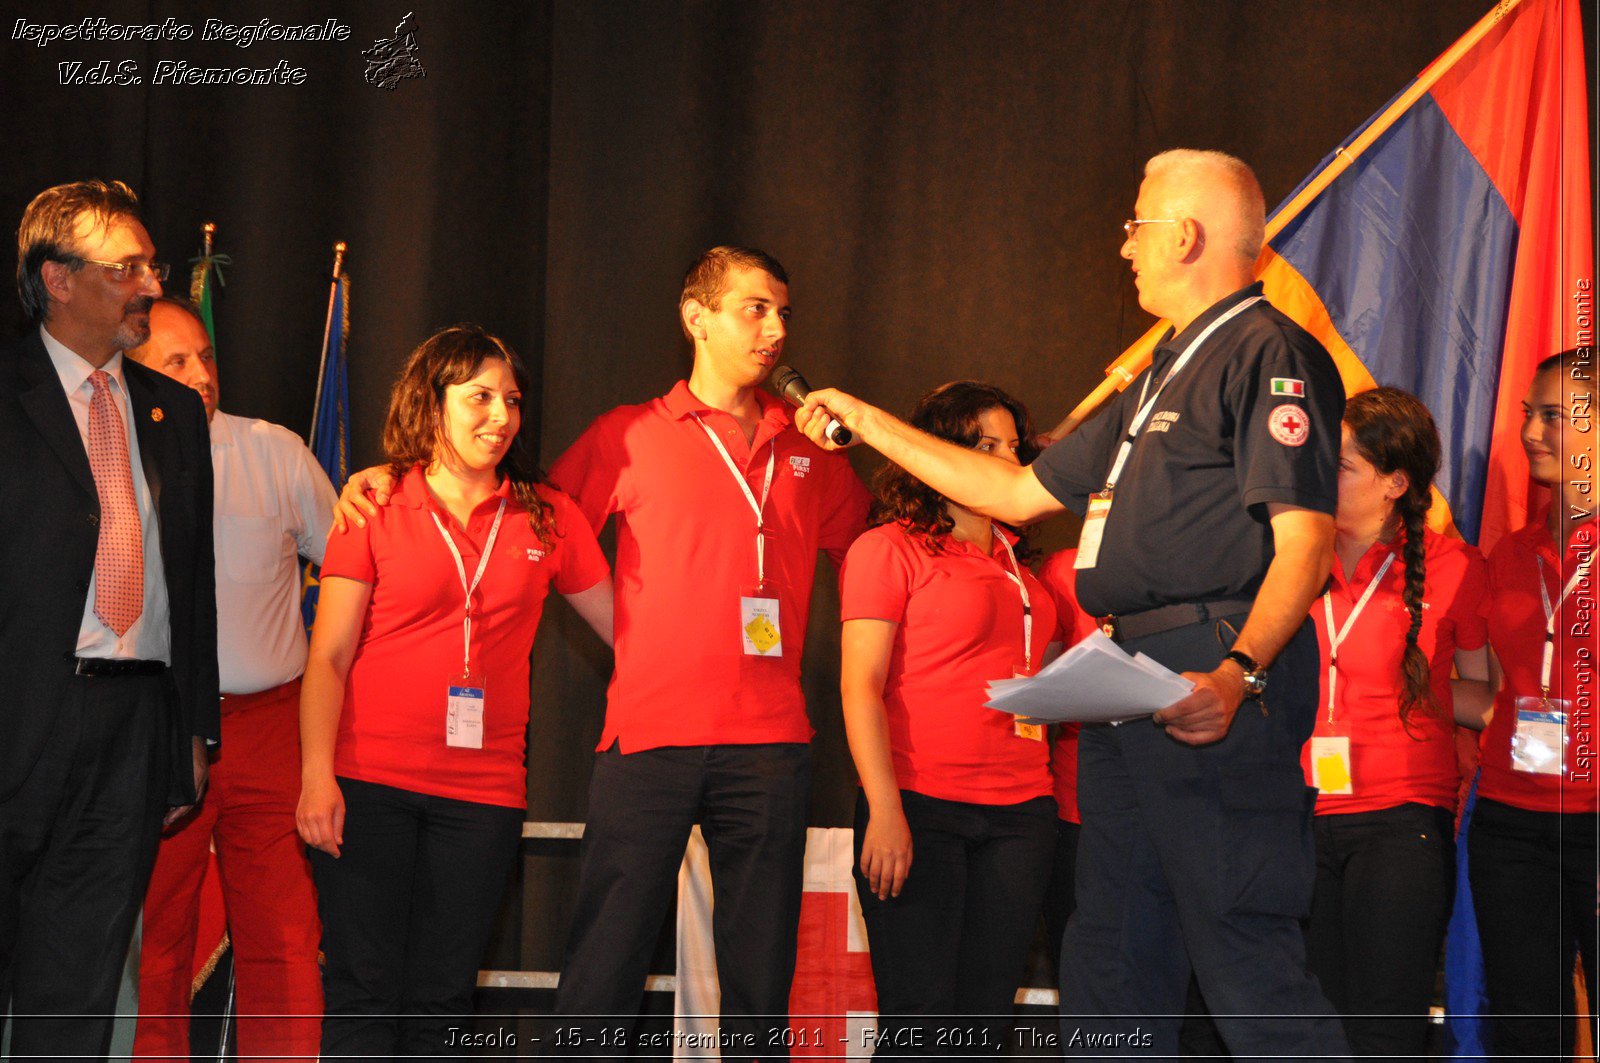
{"left": 301, "top": 261, "right": 350, "bottom": 634}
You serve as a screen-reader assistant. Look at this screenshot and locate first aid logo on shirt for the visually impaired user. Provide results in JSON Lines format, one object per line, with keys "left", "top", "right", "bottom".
{"left": 789, "top": 455, "right": 812, "bottom": 478}
{"left": 1268, "top": 404, "right": 1310, "bottom": 446}
{"left": 526, "top": 547, "right": 546, "bottom": 562}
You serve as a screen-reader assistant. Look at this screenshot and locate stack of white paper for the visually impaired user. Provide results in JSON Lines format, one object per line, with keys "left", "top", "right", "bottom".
{"left": 984, "top": 630, "right": 1195, "bottom": 724}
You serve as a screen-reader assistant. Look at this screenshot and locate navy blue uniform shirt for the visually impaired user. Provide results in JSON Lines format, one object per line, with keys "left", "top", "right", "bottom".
{"left": 1031, "top": 282, "right": 1343, "bottom": 619}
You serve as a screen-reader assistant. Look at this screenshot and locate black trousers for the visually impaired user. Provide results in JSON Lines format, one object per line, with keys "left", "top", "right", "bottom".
{"left": 853, "top": 790, "right": 1057, "bottom": 1057}
{"left": 1468, "top": 796, "right": 1599, "bottom": 1062}
{"left": 1059, "top": 617, "right": 1348, "bottom": 1059}
{"left": 1305, "top": 802, "right": 1455, "bottom": 1060}
{"left": 554, "top": 743, "right": 812, "bottom": 1060}
{"left": 0, "top": 670, "right": 169, "bottom": 1060}
{"left": 1042, "top": 818, "right": 1080, "bottom": 976}
{"left": 308, "top": 776, "right": 523, "bottom": 1057}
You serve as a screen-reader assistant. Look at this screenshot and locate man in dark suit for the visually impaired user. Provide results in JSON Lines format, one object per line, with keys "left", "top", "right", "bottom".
{"left": 0, "top": 180, "right": 219, "bottom": 1058}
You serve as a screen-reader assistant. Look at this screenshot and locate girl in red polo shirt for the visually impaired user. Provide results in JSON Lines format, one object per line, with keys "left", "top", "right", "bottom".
{"left": 1300, "top": 387, "right": 1491, "bottom": 1058}
{"left": 1470, "top": 349, "right": 1598, "bottom": 1059}
{"left": 840, "top": 381, "right": 1059, "bottom": 1051}
{"left": 295, "top": 325, "right": 612, "bottom": 1057}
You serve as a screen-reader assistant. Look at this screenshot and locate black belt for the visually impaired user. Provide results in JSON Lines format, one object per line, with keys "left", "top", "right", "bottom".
{"left": 70, "top": 656, "right": 166, "bottom": 677}
{"left": 1098, "top": 598, "right": 1254, "bottom": 644}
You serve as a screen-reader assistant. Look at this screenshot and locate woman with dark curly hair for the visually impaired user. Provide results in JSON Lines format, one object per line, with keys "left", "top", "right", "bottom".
{"left": 295, "top": 324, "right": 613, "bottom": 1055}
{"left": 839, "top": 380, "right": 1060, "bottom": 1051}
{"left": 1300, "top": 387, "right": 1491, "bottom": 1057}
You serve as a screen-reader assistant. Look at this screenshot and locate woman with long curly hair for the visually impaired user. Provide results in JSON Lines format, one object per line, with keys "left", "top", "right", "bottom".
{"left": 1471, "top": 349, "right": 1598, "bottom": 1059}
{"left": 1300, "top": 387, "right": 1492, "bottom": 1057}
{"left": 295, "top": 324, "right": 613, "bottom": 1055}
{"left": 838, "top": 380, "right": 1060, "bottom": 1050}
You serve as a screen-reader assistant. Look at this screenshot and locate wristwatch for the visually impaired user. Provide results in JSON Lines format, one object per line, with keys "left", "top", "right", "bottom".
{"left": 1222, "top": 650, "right": 1268, "bottom": 700}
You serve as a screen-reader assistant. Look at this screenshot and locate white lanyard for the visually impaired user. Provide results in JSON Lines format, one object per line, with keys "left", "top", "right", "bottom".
{"left": 994, "top": 531, "right": 1033, "bottom": 673}
{"left": 1103, "top": 296, "right": 1264, "bottom": 491}
{"left": 695, "top": 415, "right": 777, "bottom": 585}
{"left": 1321, "top": 551, "right": 1397, "bottom": 722}
{"left": 1536, "top": 553, "right": 1593, "bottom": 699}
{"left": 430, "top": 498, "right": 508, "bottom": 674}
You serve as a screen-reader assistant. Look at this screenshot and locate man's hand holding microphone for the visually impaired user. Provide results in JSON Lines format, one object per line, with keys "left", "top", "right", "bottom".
{"left": 772, "top": 365, "right": 862, "bottom": 449}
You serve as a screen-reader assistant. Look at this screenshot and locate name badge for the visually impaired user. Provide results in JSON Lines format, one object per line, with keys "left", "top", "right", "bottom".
{"left": 1309, "top": 735, "right": 1352, "bottom": 795}
{"left": 447, "top": 672, "right": 486, "bottom": 750}
{"left": 1511, "top": 696, "right": 1568, "bottom": 776}
{"left": 1009, "top": 665, "right": 1045, "bottom": 740}
{"left": 740, "top": 584, "right": 782, "bottom": 656}
{"left": 1074, "top": 490, "right": 1113, "bottom": 570}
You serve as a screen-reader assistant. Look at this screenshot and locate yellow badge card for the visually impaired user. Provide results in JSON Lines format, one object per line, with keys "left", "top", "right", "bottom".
{"left": 1309, "top": 735, "right": 1352, "bottom": 795}
{"left": 1013, "top": 719, "right": 1045, "bottom": 742}
{"left": 740, "top": 595, "right": 782, "bottom": 656}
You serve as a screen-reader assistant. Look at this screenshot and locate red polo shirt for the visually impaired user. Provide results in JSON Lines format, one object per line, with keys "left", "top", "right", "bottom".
{"left": 1298, "top": 529, "right": 1488, "bottom": 814}
{"left": 1038, "top": 550, "right": 1095, "bottom": 824}
{"left": 1480, "top": 516, "right": 1599, "bottom": 813}
{"left": 548, "top": 381, "right": 870, "bottom": 752}
{"left": 840, "top": 522, "right": 1059, "bottom": 806}
{"left": 320, "top": 466, "right": 609, "bottom": 808}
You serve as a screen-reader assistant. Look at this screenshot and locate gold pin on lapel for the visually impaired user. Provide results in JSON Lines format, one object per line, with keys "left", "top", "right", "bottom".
{"left": 151, "top": 407, "right": 164, "bottom": 422}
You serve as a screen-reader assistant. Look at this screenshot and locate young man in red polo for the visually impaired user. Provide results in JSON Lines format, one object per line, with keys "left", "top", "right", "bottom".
{"left": 336, "top": 247, "right": 869, "bottom": 1056}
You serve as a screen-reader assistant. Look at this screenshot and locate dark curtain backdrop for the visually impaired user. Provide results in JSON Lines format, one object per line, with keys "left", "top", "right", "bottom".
{"left": 3, "top": 0, "right": 1594, "bottom": 984}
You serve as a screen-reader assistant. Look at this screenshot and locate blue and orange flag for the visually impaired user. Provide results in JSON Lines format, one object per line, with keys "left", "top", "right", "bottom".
{"left": 1271, "top": 3, "right": 1591, "bottom": 1051}
{"left": 1085, "top": 0, "right": 1592, "bottom": 552}
{"left": 301, "top": 243, "right": 351, "bottom": 634}
{"left": 1071, "top": 1, "right": 1591, "bottom": 1054}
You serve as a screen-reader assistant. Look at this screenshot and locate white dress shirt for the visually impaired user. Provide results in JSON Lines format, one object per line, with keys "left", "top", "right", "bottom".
{"left": 42, "top": 326, "right": 171, "bottom": 664}
{"left": 211, "top": 411, "right": 337, "bottom": 694}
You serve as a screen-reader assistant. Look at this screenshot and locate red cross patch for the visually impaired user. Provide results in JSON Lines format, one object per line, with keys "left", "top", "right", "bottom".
{"left": 1268, "top": 403, "right": 1310, "bottom": 446}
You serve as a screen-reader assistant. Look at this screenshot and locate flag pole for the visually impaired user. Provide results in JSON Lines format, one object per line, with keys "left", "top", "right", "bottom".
{"left": 309, "top": 241, "right": 346, "bottom": 444}
{"left": 1045, "top": 0, "right": 1531, "bottom": 441}
{"left": 190, "top": 221, "right": 217, "bottom": 307}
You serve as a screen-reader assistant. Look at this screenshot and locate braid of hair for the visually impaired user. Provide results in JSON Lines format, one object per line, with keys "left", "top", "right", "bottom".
{"left": 1395, "top": 490, "right": 1437, "bottom": 732}
{"left": 1345, "top": 386, "right": 1444, "bottom": 735}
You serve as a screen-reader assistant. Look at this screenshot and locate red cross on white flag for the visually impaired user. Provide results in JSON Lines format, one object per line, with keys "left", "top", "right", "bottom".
{"left": 675, "top": 827, "right": 879, "bottom": 1059}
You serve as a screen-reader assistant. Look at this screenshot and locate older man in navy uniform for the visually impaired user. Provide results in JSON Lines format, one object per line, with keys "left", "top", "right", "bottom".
{"left": 795, "top": 150, "right": 1349, "bottom": 1059}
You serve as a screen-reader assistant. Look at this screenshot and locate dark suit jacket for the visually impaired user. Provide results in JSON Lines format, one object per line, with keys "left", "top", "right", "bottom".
{"left": 0, "top": 330, "right": 219, "bottom": 804}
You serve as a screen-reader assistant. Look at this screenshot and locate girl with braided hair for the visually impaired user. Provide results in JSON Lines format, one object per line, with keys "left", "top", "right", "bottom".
{"left": 1300, "top": 386, "right": 1493, "bottom": 1058}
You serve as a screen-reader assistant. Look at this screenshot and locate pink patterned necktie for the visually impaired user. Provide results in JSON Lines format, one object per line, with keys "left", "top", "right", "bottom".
{"left": 87, "top": 370, "right": 143, "bottom": 636}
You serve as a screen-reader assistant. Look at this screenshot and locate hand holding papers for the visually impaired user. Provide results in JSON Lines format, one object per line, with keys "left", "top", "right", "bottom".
{"left": 985, "top": 630, "right": 1195, "bottom": 723}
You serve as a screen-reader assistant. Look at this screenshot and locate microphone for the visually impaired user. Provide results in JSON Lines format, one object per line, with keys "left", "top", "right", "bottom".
{"left": 770, "top": 365, "right": 853, "bottom": 446}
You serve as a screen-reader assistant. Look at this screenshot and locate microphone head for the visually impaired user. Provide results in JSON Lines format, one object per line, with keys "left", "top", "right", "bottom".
{"left": 770, "top": 364, "right": 808, "bottom": 405}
